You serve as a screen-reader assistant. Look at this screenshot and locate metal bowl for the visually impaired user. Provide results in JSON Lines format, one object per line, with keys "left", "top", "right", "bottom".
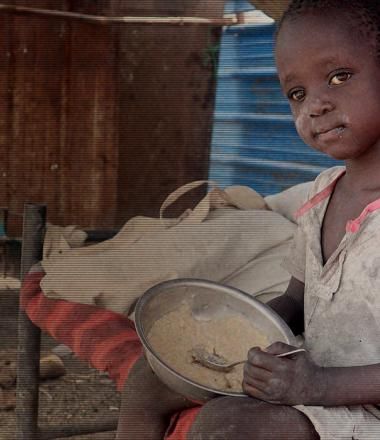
{"left": 134, "top": 278, "right": 296, "bottom": 403}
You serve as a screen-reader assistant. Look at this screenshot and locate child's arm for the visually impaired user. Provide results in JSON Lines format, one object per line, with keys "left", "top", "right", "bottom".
{"left": 243, "top": 278, "right": 380, "bottom": 406}
{"left": 243, "top": 342, "right": 380, "bottom": 407}
{"left": 244, "top": 275, "right": 380, "bottom": 407}
{"left": 244, "top": 276, "right": 380, "bottom": 407}
{"left": 266, "top": 276, "right": 305, "bottom": 335}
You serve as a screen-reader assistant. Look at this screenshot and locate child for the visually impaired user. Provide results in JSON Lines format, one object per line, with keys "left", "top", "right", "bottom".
{"left": 20, "top": 0, "right": 380, "bottom": 438}
{"left": 118, "top": 1, "right": 380, "bottom": 438}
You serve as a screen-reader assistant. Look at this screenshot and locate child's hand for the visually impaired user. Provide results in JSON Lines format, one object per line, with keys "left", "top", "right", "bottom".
{"left": 242, "top": 342, "right": 326, "bottom": 406}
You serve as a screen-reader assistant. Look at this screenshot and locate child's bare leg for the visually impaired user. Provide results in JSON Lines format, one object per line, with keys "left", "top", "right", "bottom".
{"left": 116, "top": 357, "right": 196, "bottom": 440}
{"left": 188, "top": 396, "right": 319, "bottom": 440}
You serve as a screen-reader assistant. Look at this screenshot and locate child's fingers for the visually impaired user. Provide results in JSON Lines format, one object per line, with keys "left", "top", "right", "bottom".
{"left": 242, "top": 374, "right": 266, "bottom": 391}
{"left": 242, "top": 381, "right": 277, "bottom": 403}
{"left": 243, "top": 373, "right": 268, "bottom": 393}
{"left": 243, "top": 363, "right": 272, "bottom": 383}
{"left": 265, "top": 341, "right": 298, "bottom": 356}
{"left": 247, "top": 347, "right": 288, "bottom": 371}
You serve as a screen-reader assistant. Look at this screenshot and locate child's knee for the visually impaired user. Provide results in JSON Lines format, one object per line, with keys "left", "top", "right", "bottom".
{"left": 187, "top": 397, "right": 319, "bottom": 440}
{"left": 187, "top": 396, "right": 260, "bottom": 439}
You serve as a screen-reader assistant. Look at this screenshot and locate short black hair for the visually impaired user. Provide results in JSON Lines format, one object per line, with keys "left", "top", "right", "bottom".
{"left": 277, "top": 0, "right": 380, "bottom": 57}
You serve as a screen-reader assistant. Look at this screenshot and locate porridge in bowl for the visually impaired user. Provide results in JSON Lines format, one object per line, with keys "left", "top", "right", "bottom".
{"left": 147, "top": 302, "right": 269, "bottom": 393}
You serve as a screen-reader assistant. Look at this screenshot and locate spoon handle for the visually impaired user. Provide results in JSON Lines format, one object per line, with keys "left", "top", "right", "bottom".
{"left": 227, "top": 360, "right": 246, "bottom": 368}
{"left": 276, "top": 348, "right": 306, "bottom": 358}
{"left": 230, "top": 348, "right": 306, "bottom": 367}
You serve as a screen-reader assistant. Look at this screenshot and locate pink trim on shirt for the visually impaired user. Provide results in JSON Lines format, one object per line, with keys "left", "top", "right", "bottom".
{"left": 295, "top": 169, "right": 346, "bottom": 219}
{"left": 346, "top": 199, "right": 380, "bottom": 232}
{"left": 294, "top": 168, "right": 380, "bottom": 232}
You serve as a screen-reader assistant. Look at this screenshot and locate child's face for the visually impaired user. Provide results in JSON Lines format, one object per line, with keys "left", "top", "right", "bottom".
{"left": 275, "top": 13, "right": 380, "bottom": 161}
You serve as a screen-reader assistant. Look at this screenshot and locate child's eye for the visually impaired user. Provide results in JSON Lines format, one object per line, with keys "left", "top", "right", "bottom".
{"left": 288, "top": 89, "right": 305, "bottom": 102}
{"left": 329, "top": 71, "right": 352, "bottom": 86}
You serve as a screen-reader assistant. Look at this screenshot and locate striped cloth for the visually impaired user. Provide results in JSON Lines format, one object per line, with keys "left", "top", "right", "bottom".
{"left": 20, "top": 271, "right": 202, "bottom": 439}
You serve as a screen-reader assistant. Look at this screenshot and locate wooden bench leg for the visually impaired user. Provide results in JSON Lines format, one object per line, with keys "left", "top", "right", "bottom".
{"left": 16, "top": 204, "right": 46, "bottom": 440}
{"left": 15, "top": 204, "right": 118, "bottom": 439}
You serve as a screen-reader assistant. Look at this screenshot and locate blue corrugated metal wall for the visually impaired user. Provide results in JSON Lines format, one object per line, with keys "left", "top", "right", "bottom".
{"left": 209, "top": 1, "right": 340, "bottom": 195}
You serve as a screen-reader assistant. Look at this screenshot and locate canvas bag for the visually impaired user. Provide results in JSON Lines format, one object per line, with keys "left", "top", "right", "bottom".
{"left": 41, "top": 181, "right": 296, "bottom": 315}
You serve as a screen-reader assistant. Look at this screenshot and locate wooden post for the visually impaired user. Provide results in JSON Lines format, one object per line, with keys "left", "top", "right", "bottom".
{"left": 16, "top": 204, "right": 46, "bottom": 440}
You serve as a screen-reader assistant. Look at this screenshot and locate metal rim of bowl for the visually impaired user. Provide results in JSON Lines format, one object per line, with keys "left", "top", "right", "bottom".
{"left": 135, "top": 278, "right": 296, "bottom": 398}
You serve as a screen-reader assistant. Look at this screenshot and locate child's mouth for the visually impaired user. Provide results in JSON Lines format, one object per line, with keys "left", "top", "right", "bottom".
{"left": 315, "top": 125, "right": 345, "bottom": 140}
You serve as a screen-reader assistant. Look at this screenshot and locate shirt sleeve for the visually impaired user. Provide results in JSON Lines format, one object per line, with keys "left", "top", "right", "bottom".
{"left": 281, "top": 223, "right": 307, "bottom": 283}
{"left": 20, "top": 269, "right": 143, "bottom": 391}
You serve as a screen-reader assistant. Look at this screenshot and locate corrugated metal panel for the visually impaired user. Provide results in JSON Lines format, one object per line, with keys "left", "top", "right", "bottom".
{"left": 209, "top": 1, "right": 340, "bottom": 195}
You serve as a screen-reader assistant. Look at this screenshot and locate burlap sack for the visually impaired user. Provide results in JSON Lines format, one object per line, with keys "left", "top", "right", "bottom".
{"left": 41, "top": 181, "right": 296, "bottom": 314}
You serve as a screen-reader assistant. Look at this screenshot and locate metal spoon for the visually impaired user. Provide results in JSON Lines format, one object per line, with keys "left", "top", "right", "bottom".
{"left": 190, "top": 346, "right": 306, "bottom": 373}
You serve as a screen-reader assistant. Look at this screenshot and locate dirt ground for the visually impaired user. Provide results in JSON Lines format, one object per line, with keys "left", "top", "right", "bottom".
{"left": 0, "top": 285, "right": 120, "bottom": 439}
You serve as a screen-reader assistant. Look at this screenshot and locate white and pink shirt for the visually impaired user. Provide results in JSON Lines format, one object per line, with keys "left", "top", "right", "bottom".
{"left": 284, "top": 166, "right": 380, "bottom": 369}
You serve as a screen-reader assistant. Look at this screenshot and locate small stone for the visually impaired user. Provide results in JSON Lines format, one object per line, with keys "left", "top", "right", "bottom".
{"left": 51, "top": 344, "right": 73, "bottom": 358}
{"left": 0, "top": 389, "right": 16, "bottom": 410}
{"left": 99, "top": 378, "right": 113, "bottom": 385}
{"left": 39, "top": 354, "right": 66, "bottom": 380}
{"left": 0, "top": 362, "right": 16, "bottom": 389}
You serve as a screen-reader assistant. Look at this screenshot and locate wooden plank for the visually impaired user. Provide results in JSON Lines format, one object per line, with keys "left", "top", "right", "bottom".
{"left": 7, "top": 0, "right": 67, "bottom": 235}
{"left": 113, "top": 0, "right": 226, "bottom": 223}
{"left": 5, "top": 1, "right": 118, "bottom": 233}
{"left": 61, "top": 17, "right": 118, "bottom": 228}
{"left": 0, "top": 13, "right": 12, "bottom": 213}
{"left": 108, "top": 0, "right": 182, "bottom": 16}
{"left": 2, "top": 0, "right": 224, "bottom": 233}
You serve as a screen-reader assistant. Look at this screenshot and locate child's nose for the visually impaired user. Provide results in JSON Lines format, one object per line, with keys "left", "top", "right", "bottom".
{"left": 308, "top": 97, "right": 334, "bottom": 118}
